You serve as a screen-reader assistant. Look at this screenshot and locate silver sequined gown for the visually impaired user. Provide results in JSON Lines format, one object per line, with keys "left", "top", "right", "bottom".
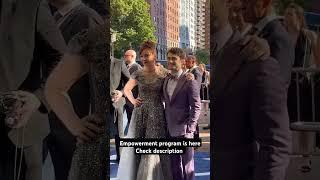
{"left": 117, "top": 69, "right": 173, "bottom": 180}
{"left": 66, "top": 24, "right": 109, "bottom": 180}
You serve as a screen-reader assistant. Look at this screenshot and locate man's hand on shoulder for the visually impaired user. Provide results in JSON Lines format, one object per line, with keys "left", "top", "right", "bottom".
{"left": 240, "top": 35, "right": 270, "bottom": 62}
{"left": 184, "top": 133, "right": 194, "bottom": 139}
{"left": 185, "top": 73, "right": 195, "bottom": 81}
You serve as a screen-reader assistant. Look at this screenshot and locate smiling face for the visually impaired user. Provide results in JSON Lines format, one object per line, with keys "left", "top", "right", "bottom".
{"left": 167, "top": 52, "right": 182, "bottom": 73}
{"left": 241, "top": 0, "right": 272, "bottom": 24}
{"left": 229, "top": 0, "right": 246, "bottom": 29}
{"left": 181, "top": 59, "right": 187, "bottom": 70}
{"left": 185, "top": 56, "right": 197, "bottom": 69}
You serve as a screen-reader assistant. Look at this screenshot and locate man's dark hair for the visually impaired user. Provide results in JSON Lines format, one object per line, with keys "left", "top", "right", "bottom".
{"left": 167, "top": 47, "right": 186, "bottom": 59}
{"left": 186, "top": 55, "right": 197, "bottom": 61}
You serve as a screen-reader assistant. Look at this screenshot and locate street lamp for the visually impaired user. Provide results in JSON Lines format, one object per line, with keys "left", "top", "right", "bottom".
{"left": 111, "top": 29, "right": 116, "bottom": 58}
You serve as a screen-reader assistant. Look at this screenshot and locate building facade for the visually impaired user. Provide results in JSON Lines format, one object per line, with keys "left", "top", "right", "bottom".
{"left": 147, "top": 0, "right": 167, "bottom": 61}
{"left": 148, "top": 0, "right": 208, "bottom": 59}
{"left": 179, "top": 0, "right": 197, "bottom": 51}
{"left": 204, "top": 0, "right": 210, "bottom": 50}
{"left": 195, "top": 0, "right": 206, "bottom": 50}
{"left": 147, "top": 0, "right": 179, "bottom": 61}
{"left": 167, "top": 0, "right": 180, "bottom": 49}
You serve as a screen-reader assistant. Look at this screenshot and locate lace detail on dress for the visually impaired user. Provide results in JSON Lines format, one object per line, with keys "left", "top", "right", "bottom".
{"left": 68, "top": 23, "right": 110, "bottom": 180}
{"left": 117, "top": 67, "right": 172, "bottom": 180}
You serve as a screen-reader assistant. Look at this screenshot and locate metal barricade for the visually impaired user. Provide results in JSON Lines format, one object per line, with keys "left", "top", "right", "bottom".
{"left": 199, "top": 83, "right": 210, "bottom": 124}
{"left": 286, "top": 67, "right": 320, "bottom": 180}
{"left": 200, "top": 82, "right": 210, "bottom": 101}
{"left": 289, "top": 67, "right": 320, "bottom": 155}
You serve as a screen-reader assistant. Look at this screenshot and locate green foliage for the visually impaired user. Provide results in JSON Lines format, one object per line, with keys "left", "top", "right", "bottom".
{"left": 195, "top": 49, "right": 210, "bottom": 65}
{"left": 111, "top": 0, "right": 156, "bottom": 58}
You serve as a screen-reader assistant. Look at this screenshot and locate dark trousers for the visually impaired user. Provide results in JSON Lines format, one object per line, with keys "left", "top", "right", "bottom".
{"left": 124, "top": 103, "right": 134, "bottom": 134}
{"left": 194, "top": 125, "right": 200, "bottom": 139}
{"left": 287, "top": 75, "right": 312, "bottom": 123}
{"left": 124, "top": 103, "right": 133, "bottom": 124}
{"left": 315, "top": 74, "right": 320, "bottom": 147}
{"left": 110, "top": 107, "right": 121, "bottom": 161}
{"left": 1, "top": 114, "right": 26, "bottom": 180}
{"left": 45, "top": 112, "right": 76, "bottom": 180}
{"left": 170, "top": 135, "right": 195, "bottom": 180}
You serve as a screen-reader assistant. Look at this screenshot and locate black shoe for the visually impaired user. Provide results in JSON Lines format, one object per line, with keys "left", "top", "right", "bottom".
{"left": 203, "top": 125, "right": 210, "bottom": 130}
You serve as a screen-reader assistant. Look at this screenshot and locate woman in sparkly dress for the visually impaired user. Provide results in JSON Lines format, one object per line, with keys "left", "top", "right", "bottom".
{"left": 45, "top": 24, "right": 109, "bottom": 180}
{"left": 117, "top": 41, "right": 173, "bottom": 180}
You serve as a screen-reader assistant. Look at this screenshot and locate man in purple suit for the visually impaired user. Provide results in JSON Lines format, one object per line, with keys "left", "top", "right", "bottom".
{"left": 163, "top": 47, "right": 201, "bottom": 180}
{"left": 211, "top": 0, "right": 291, "bottom": 180}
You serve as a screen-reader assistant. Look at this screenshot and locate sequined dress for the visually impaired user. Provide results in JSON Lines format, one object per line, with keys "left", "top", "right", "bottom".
{"left": 117, "top": 69, "right": 173, "bottom": 180}
{"left": 66, "top": 24, "right": 110, "bottom": 180}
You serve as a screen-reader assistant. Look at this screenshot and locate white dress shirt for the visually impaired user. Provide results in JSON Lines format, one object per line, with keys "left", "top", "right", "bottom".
{"left": 126, "top": 61, "right": 136, "bottom": 70}
{"left": 240, "top": 23, "right": 252, "bottom": 37}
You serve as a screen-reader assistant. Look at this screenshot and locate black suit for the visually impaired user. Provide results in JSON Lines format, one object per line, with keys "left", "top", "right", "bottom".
{"left": 111, "top": 66, "right": 130, "bottom": 161}
{"left": 189, "top": 67, "right": 202, "bottom": 139}
{"left": 258, "top": 19, "right": 295, "bottom": 88}
{"left": 45, "top": 4, "right": 103, "bottom": 180}
{"left": 0, "top": 1, "right": 66, "bottom": 179}
{"left": 190, "top": 67, "right": 202, "bottom": 86}
{"left": 211, "top": 32, "right": 291, "bottom": 180}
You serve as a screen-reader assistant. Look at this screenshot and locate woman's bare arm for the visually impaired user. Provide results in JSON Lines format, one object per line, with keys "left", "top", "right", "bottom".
{"left": 124, "top": 78, "right": 141, "bottom": 107}
{"left": 45, "top": 53, "right": 89, "bottom": 135}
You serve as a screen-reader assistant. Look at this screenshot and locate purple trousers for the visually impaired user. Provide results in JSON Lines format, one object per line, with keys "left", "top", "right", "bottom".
{"left": 171, "top": 147, "right": 195, "bottom": 180}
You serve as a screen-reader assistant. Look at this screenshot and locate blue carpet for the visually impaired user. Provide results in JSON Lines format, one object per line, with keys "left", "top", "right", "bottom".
{"left": 110, "top": 148, "right": 210, "bottom": 180}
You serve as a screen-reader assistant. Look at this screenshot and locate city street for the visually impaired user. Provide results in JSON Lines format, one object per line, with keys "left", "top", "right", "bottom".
{"left": 110, "top": 109, "right": 211, "bottom": 180}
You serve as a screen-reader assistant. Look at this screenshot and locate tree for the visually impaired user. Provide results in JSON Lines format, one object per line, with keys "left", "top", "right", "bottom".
{"left": 195, "top": 49, "right": 210, "bottom": 65}
{"left": 111, "top": 0, "right": 156, "bottom": 58}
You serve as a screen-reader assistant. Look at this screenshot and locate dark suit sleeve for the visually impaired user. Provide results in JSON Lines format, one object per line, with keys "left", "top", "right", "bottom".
{"left": 72, "top": 10, "right": 103, "bottom": 35}
{"left": 121, "top": 62, "right": 131, "bottom": 79}
{"left": 129, "top": 64, "right": 141, "bottom": 75}
{"left": 192, "top": 69, "right": 203, "bottom": 85}
{"left": 249, "top": 59, "right": 291, "bottom": 180}
{"left": 265, "top": 22, "right": 294, "bottom": 87}
{"left": 37, "top": 0, "right": 67, "bottom": 53}
{"left": 115, "top": 63, "right": 130, "bottom": 91}
{"left": 186, "top": 80, "right": 201, "bottom": 134}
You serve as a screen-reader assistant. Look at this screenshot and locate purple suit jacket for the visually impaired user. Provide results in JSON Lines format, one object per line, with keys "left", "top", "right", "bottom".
{"left": 163, "top": 75, "right": 201, "bottom": 137}
{"left": 211, "top": 31, "right": 291, "bottom": 180}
